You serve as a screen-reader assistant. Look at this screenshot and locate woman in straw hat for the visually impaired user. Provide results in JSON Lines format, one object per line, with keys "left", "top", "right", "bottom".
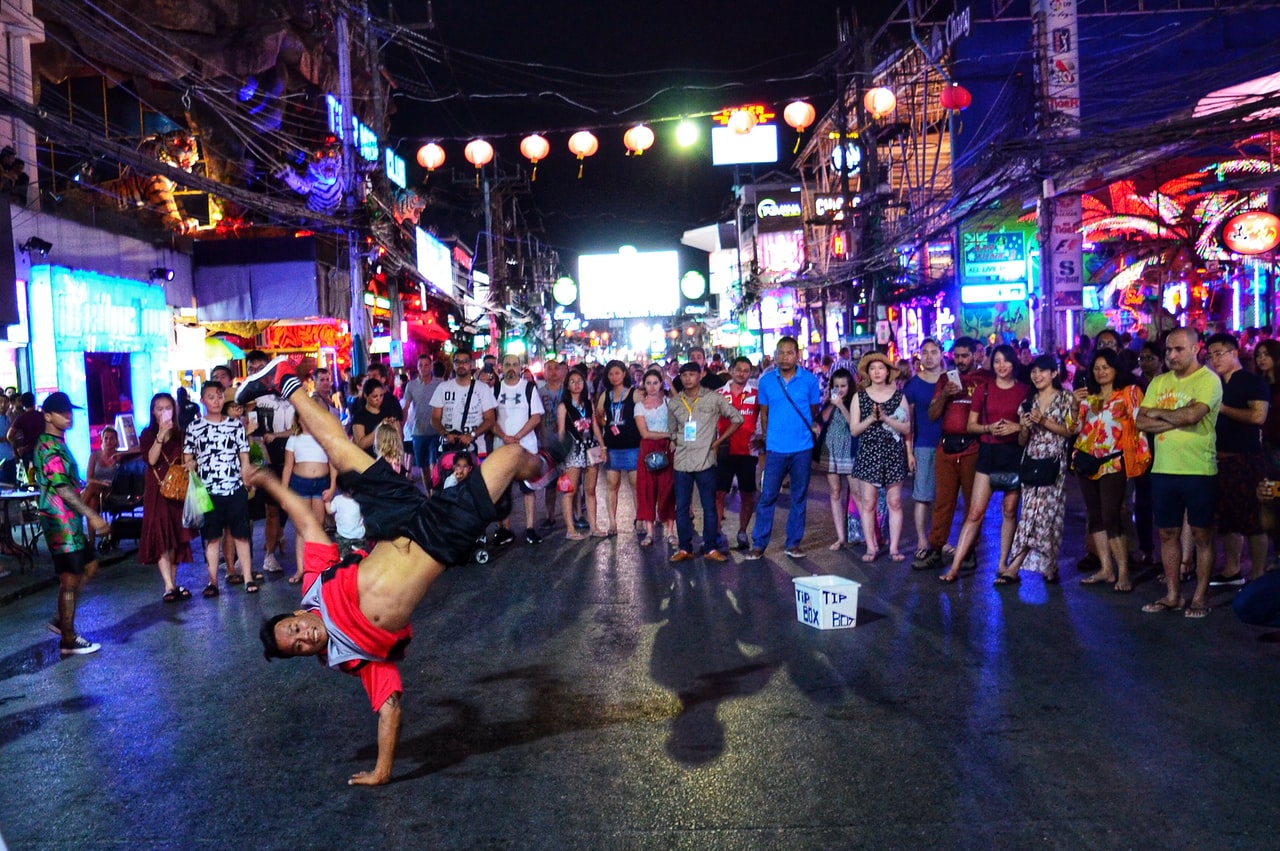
{"left": 850, "top": 352, "right": 912, "bottom": 562}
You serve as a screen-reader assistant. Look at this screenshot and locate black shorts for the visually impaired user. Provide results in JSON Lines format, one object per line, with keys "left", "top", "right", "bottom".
{"left": 202, "top": 488, "right": 252, "bottom": 541}
{"left": 337, "top": 458, "right": 499, "bottom": 567}
{"left": 52, "top": 546, "right": 96, "bottom": 575}
{"left": 716, "top": 454, "right": 758, "bottom": 493}
{"left": 976, "top": 442, "right": 1022, "bottom": 477}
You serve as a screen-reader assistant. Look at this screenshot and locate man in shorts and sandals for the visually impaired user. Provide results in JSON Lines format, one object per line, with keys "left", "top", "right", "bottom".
{"left": 240, "top": 356, "right": 558, "bottom": 785}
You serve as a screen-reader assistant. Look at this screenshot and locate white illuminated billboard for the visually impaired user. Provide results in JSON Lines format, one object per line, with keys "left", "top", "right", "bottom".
{"left": 415, "top": 227, "right": 455, "bottom": 294}
{"left": 710, "top": 124, "right": 779, "bottom": 166}
{"left": 578, "top": 247, "right": 680, "bottom": 319}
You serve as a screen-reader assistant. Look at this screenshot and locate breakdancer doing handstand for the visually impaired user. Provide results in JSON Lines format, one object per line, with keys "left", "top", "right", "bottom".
{"left": 242, "top": 357, "right": 556, "bottom": 785}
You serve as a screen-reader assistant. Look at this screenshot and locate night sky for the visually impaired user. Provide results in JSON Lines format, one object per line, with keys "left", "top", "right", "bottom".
{"left": 386, "top": 1, "right": 899, "bottom": 257}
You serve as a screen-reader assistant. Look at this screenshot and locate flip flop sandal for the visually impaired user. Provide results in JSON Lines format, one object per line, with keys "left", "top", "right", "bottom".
{"left": 287, "top": 575, "right": 303, "bottom": 585}
{"left": 202, "top": 584, "right": 220, "bottom": 598}
{"left": 1183, "top": 605, "right": 1211, "bottom": 619}
{"left": 176, "top": 586, "right": 192, "bottom": 599}
{"left": 1142, "top": 598, "right": 1183, "bottom": 614}
{"left": 993, "top": 573, "right": 1021, "bottom": 586}
{"left": 245, "top": 581, "right": 260, "bottom": 594}
{"left": 889, "top": 552, "right": 906, "bottom": 562}
{"left": 162, "top": 589, "right": 178, "bottom": 603}
{"left": 226, "top": 574, "right": 244, "bottom": 585}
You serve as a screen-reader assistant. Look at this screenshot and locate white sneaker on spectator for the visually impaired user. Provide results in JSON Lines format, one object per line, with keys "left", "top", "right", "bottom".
{"left": 263, "top": 553, "right": 284, "bottom": 573}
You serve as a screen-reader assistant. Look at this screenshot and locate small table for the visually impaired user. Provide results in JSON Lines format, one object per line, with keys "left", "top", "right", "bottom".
{"left": 0, "top": 490, "right": 40, "bottom": 571}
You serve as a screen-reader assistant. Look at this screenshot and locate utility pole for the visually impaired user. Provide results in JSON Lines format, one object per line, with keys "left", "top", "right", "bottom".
{"left": 336, "top": 10, "right": 367, "bottom": 375}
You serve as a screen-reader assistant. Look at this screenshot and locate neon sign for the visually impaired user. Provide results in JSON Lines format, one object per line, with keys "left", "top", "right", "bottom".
{"left": 384, "top": 149, "right": 406, "bottom": 189}
{"left": 712, "top": 104, "right": 775, "bottom": 125}
{"left": 1223, "top": 211, "right": 1280, "bottom": 255}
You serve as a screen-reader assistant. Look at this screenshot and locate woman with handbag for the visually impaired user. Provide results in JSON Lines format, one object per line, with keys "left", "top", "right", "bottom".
{"left": 634, "top": 368, "right": 675, "bottom": 547}
{"left": 1074, "top": 348, "right": 1150, "bottom": 592}
{"left": 139, "top": 392, "right": 193, "bottom": 602}
{"left": 819, "top": 368, "right": 858, "bottom": 551}
{"left": 1001, "top": 355, "right": 1079, "bottom": 585}
{"left": 942, "top": 345, "right": 1030, "bottom": 582}
{"left": 559, "top": 368, "right": 606, "bottom": 540}
{"left": 850, "top": 354, "right": 912, "bottom": 562}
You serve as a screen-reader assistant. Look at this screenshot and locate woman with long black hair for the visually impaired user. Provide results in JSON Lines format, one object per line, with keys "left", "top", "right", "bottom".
{"left": 1001, "top": 355, "right": 1079, "bottom": 585}
{"left": 595, "top": 360, "right": 641, "bottom": 536}
{"left": 941, "top": 345, "right": 1029, "bottom": 582}
{"left": 559, "top": 368, "right": 606, "bottom": 539}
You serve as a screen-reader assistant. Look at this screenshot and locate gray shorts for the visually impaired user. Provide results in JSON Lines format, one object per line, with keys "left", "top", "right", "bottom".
{"left": 912, "top": 446, "right": 937, "bottom": 502}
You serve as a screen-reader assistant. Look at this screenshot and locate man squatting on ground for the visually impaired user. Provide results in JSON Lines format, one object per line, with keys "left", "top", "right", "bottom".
{"left": 243, "top": 357, "right": 555, "bottom": 786}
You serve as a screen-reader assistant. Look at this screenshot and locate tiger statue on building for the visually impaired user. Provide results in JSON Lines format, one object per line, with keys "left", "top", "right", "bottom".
{"left": 100, "top": 130, "right": 200, "bottom": 234}
{"left": 274, "top": 137, "right": 346, "bottom": 216}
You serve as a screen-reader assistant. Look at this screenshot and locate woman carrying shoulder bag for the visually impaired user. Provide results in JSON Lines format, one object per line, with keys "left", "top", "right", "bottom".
{"left": 1000, "top": 355, "right": 1079, "bottom": 585}
{"left": 1076, "top": 348, "right": 1151, "bottom": 593}
{"left": 139, "top": 392, "right": 193, "bottom": 602}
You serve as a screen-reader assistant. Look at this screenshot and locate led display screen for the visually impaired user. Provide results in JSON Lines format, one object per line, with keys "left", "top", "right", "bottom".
{"left": 578, "top": 248, "right": 680, "bottom": 319}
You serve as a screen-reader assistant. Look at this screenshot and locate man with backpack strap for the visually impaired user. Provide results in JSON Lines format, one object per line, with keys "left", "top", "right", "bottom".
{"left": 492, "top": 354, "right": 546, "bottom": 545}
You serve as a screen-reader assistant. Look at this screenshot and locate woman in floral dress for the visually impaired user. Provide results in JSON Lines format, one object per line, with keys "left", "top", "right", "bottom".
{"left": 1075, "top": 348, "right": 1150, "bottom": 592}
{"left": 1001, "top": 355, "right": 1078, "bottom": 584}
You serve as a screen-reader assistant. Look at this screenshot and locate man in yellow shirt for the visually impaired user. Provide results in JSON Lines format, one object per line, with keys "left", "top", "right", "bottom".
{"left": 1136, "top": 327, "right": 1222, "bottom": 618}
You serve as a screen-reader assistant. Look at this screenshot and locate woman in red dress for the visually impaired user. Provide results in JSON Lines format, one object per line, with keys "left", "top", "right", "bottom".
{"left": 140, "top": 392, "right": 193, "bottom": 601}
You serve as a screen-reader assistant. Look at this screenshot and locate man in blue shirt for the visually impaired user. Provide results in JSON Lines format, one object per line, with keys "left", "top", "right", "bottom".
{"left": 746, "top": 336, "right": 822, "bottom": 559}
{"left": 902, "top": 338, "right": 944, "bottom": 565}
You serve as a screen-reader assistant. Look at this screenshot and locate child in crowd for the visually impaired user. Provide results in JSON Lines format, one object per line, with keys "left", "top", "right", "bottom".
{"left": 443, "top": 452, "right": 473, "bottom": 490}
{"left": 322, "top": 485, "right": 367, "bottom": 566}
{"left": 374, "top": 421, "right": 410, "bottom": 477}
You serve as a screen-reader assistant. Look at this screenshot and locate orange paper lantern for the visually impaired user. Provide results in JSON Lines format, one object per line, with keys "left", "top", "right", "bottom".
{"left": 783, "top": 101, "right": 816, "bottom": 131}
{"left": 416, "top": 142, "right": 445, "bottom": 171}
{"left": 464, "top": 139, "right": 493, "bottom": 168}
{"left": 623, "top": 124, "right": 655, "bottom": 156}
{"left": 567, "top": 131, "right": 599, "bottom": 178}
{"left": 783, "top": 100, "right": 816, "bottom": 153}
{"left": 863, "top": 87, "right": 896, "bottom": 118}
{"left": 519, "top": 134, "right": 550, "bottom": 180}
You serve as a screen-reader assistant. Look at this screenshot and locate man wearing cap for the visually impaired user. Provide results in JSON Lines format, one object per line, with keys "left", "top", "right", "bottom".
{"left": 746, "top": 336, "right": 823, "bottom": 560}
{"left": 34, "top": 392, "right": 110, "bottom": 655}
{"left": 245, "top": 349, "right": 295, "bottom": 575}
{"left": 668, "top": 361, "right": 743, "bottom": 562}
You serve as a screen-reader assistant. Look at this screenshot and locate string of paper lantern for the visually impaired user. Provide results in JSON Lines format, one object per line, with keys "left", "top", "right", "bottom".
{"left": 409, "top": 90, "right": 979, "bottom": 181}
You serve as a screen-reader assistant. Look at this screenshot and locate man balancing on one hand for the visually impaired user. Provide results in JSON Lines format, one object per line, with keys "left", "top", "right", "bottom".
{"left": 239, "top": 357, "right": 558, "bottom": 786}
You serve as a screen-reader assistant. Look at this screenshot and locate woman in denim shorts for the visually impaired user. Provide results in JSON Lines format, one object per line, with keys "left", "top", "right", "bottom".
{"left": 283, "top": 419, "right": 334, "bottom": 583}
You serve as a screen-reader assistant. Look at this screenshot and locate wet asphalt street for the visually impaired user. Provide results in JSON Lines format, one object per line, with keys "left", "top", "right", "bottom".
{"left": 2, "top": 477, "right": 1279, "bottom": 850}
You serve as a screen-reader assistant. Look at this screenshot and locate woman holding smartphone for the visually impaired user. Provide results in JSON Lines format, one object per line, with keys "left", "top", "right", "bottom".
{"left": 139, "top": 392, "right": 193, "bottom": 602}
{"left": 941, "top": 345, "right": 1029, "bottom": 582}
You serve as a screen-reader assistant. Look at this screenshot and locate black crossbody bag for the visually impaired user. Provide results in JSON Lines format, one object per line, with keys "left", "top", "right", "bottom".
{"left": 774, "top": 374, "right": 816, "bottom": 452}
{"left": 437, "top": 380, "right": 478, "bottom": 455}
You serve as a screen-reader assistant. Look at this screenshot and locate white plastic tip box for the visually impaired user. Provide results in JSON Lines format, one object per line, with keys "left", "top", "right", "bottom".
{"left": 793, "top": 576, "right": 860, "bottom": 630}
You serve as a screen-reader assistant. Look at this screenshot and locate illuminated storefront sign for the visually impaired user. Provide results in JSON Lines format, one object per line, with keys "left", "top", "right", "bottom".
{"left": 961, "top": 282, "right": 1027, "bottom": 304}
{"left": 1223, "top": 211, "right": 1280, "bottom": 254}
{"left": 961, "top": 231, "right": 1027, "bottom": 281}
{"left": 27, "top": 266, "right": 171, "bottom": 465}
{"left": 384, "top": 149, "right": 406, "bottom": 189}
{"left": 326, "top": 94, "right": 380, "bottom": 162}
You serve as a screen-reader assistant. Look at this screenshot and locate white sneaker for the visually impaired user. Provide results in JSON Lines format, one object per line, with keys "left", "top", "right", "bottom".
{"left": 60, "top": 635, "right": 101, "bottom": 655}
{"left": 263, "top": 553, "right": 284, "bottom": 573}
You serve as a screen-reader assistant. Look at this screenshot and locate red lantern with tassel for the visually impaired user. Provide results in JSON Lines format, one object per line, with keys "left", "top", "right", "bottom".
{"left": 939, "top": 83, "right": 972, "bottom": 111}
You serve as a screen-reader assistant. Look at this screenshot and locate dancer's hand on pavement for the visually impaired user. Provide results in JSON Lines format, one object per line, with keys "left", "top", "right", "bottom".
{"left": 348, "top": 769, "right": 390, "bottom": 787}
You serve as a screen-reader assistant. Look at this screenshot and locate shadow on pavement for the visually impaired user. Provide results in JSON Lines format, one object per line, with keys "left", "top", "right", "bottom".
{"left": 0, "top": 694, "right": 104, "bottom": 748}
{"left": 389, "top": 665, "right": 678, "bottom": 783}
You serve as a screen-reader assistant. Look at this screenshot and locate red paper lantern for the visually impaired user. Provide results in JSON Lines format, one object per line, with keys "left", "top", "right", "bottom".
{"left": 416, "top": 142, "right": 445, "bottom": 171}
{"left": 939, "top": 84, "right": 973, "bottom": 111}
{"left": 623, "top": 124, "right": 655, "bottom": 156}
